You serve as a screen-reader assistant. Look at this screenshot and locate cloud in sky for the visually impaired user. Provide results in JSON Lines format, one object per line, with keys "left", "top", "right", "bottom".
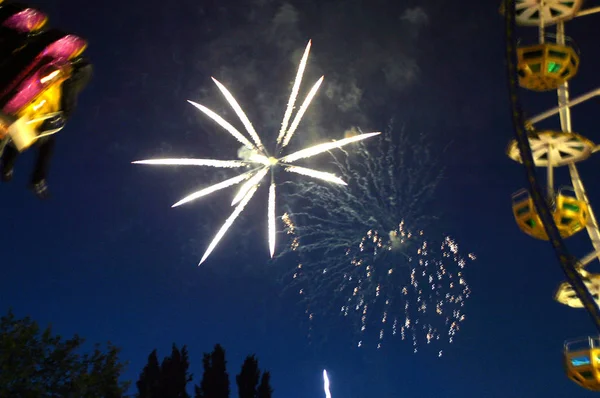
{"left": 185, "top": 1, "right": 430, "bottom": 141}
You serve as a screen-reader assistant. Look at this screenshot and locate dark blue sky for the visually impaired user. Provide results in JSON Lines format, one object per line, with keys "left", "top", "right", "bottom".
{"left": 2, "top": 0, "right": 600, "bottom": 396}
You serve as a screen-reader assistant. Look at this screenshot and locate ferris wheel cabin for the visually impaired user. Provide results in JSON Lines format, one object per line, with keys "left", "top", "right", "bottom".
{"left": 555, "top": 273, "right": 600, "bottom": 308}
{"left": 564, "top": 337, "right": 600, "bottom": 391}
{"left": 511, "top": 187, "right": 588, "bottom": 240}
{"left": 517, "top": 43, "right": 579, "bottom": 91}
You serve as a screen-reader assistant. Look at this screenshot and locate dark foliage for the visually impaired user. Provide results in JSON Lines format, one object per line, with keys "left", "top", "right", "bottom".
{"left": 0, "top": 310, "right": 129, "bottom": 397}
{"left": 137, "top": 344, "right": 192, "bottom": 397}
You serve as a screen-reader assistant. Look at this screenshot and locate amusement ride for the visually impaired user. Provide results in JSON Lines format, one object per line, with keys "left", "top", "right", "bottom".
{"left": 0, "top": 0, "right": 87, "bottom": 157}
{"left": 503, "top": 0, "right": 600, "bottom": 390}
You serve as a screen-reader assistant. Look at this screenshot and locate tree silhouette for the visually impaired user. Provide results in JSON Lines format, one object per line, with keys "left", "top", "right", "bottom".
{"left": 137, "top": 350, "right": 161, "bottom": 397}
{"left": 161, "top": 344, "right": 192, "bottom": 397}
{"left": 257, "top": 372, "right": 273, "bottom": 398}
{"left": 235, "top": 354, "right": 273, "bottom": 398}
{"left": 137, "top": 344, "right": 192, "bottom": 397}
{"left": 236, "top": 355, "right": 260, "bottom": 398}
{"left": 195, "top": 344, "right": 230, "bottom": 398}
{"left": 137, "top": 343, "right": 273, "bottom": 398}
{"left": 0, "top": 309, "right": 129, "bottom": 397}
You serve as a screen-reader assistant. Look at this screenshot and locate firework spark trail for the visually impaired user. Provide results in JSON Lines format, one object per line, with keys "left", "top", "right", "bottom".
{"left": 269, "top": 183, "right": 277, "bottom": 257}
{"left": 285, "top": 166, "right": 347, "bottom": 186}
{"left": 211, "top": 77, "right": 265, "bottom": 152}
{"left": 232, "top": 167, "right": 269, "bottom": 206}
{"left": 282, "top": 76, "right": 325, "bottom": 148}
{"left": 171, "top": 169, "right": 257, "bottom": 208}
{"left": 281, "top": 133, "right": 381, "bottom": 163}
{"left": 134, "top": 41, "right": 380, "bottom": 265}
{"left": 277, "top": 123, "right": 475, "bottom": 352}
{"left": 133, "top": 159, "right": 247, "bottom": 168}
{"left": 187, "top": 100, "right": 256, "bottom": 151}
{"left": 323, "top": 369, "right": 331, "bottom": 398}
{"left": 200, "top": 185, "right": 259, "bottom": 265}
{"left": 277, "top": 40, "right": 312, "bottom": 145}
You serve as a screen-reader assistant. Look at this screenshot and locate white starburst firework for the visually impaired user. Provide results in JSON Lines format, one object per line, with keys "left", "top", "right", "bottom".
{"left": 134, "top": 40, "right": 380, "bottom": 265}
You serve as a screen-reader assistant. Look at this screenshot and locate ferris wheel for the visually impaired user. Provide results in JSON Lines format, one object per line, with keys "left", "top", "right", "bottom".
{"left": 501, "top": 0, "right": 600, "bottom": 391}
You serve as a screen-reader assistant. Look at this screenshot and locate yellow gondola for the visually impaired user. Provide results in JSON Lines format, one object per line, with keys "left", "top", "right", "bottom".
{"left": 564, "top": 337, "right": 600, "bottom": 391}
{"left": 511, "top": 187, "right": 588, "bottom": 240}
{"left": 517, "top": 43, "right": 579, "bottom": 91}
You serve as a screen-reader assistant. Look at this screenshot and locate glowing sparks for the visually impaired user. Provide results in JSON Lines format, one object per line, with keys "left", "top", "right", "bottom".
{"left": 323, "top": 370, "right": 331, "bottom": 398}
{"left": 278, "top": 126, "right": 475, "bottom": 352}
{"left": 134, "top": 40, "right": 380, "bottom": 265}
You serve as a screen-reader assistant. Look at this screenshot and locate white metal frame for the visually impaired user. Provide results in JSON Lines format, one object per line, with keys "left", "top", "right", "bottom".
{"left": 524, "top": 4, "right": 600, "bottom": 268}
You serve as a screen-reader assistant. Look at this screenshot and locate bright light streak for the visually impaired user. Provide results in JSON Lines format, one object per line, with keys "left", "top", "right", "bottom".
{"left": 133, "top": 159, "right": 246, "bottom": 168}
{"left": 281, "top": 132, "right": 381, "bottom": 163}
{"left": 199, "top": 185, "right": 259, "bottom": 265}
{"left": 40, "top": 70, "right": 60, "bottom": 84}
{"left": 212, "top": 77, "right": 265, "bottom": 152}
{"left": 172, "top": 170, "right": 255, "bottom": 208}
{"left": 231, "top": 167, "right": 269, "bottom": 206}
{"left": 285, "top": 166, "right": 347, "bottom": 185}
{"left": 268, "top": 183, "right": 276, "bottom": 257}
{"left": 323, "top": 369, "right": 331, "bottom": 398}
{"left": 278, "top": 40, "right": 312, "bottom": 144}
{"left": 187, "top": 100, "right": 256, "bottom": 150}
{"left": 282, "top": 75, "right": 324, "bottom": 148}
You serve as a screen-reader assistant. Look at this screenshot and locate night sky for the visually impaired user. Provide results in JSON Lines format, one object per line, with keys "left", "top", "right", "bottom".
{"left": 2, "top": 0, "right": 600, "bottom": 397}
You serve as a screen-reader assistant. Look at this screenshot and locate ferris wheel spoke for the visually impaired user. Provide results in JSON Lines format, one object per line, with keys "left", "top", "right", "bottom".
{"left": 561, "top": 146, "right": 583, "bottom": 156}
{"left": 519, "top": 6, "right": 538, "bottom": 21}
{"left": 532, "top": 148, "right": 549, "bottom": 161}
{"left": 542, "top": 7, "right": 553, "bottom": 23}
{"left": 548, "top": 149, "right": 564, "bottom": 162}
{"left": 515, "top": 1, "right": 531, "bottom": 10}
{"left": 550, "top": 147, "right": 568, "bottom": 160}
{"left": 553, "top": 134, "right": 572, "bottom": 144}
{"left": 581, "top": 251, "right": 600, "bottom": 268}
{"left": 512, "top": 0, "right": 583, "bottom": 25}
{"left": 529, "top": 140, "right": 546, "bottom": 152}
{"left": 551, "top": 3, "right": 572, "bottom": 14}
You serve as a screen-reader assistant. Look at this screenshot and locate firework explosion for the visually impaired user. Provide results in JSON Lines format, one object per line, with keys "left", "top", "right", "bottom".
{"left": 133, "top": 41, "right": 380, "bottom": 264}
{"left": 278, "top": 123, "right": 476, "bottom": 353}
